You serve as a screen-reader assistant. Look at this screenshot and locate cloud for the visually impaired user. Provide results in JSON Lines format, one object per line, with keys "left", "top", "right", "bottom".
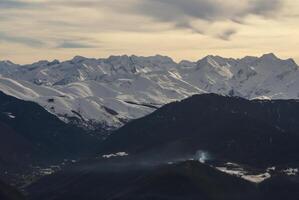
{"left": 54, "top": 0, "right": 283, "bottom": 40}
{"left": 217, "top": 29, "right": 237, "bottom": 41}
{"left": 4, "top": 0, "right": 283, "bottom": 22}
{"left": 249, "top": 0, "right": 283, "bottom": 16}
{"left": 127, "top": 0, "right": 283, "bottom": 35}
{"left": 0, "top": 32, "right": 45, "bottom": 47}
{"left": 57, "top": 41, "right": 98, "bottom": 49}
{"left": 0, "top": 0, "right": 28, "bottom": 9}
{"left": 0, "top": 0, "right": 43, "bottom": 10}
{"left": 0, "top": 0, "right": 286, "bottom": 46}
{"left": 132, "top": 0, "right": 283, "bottom": 20}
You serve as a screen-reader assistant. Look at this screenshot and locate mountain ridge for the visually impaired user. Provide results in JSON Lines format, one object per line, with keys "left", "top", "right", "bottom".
{"left": 102, "top": 93, "right": 299, "bottom": 166}
{"left": 0, "top": 53, "right": 298, "bottom": 129}
{"left": 1, "top": 53, "right": 297, "bottom": 66}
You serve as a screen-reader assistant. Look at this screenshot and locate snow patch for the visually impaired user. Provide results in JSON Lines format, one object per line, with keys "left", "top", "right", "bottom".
{"left": 216, "top": 166, "right": 271, "bottom": 183}
{"left": 3, "top": 112, "right": 16, "bottom": 119}
{"left": 283, "top": 168, "right": 298, "bottom": 176}
{"left": 102, "top": 152, "right": 129, "bottom": 159}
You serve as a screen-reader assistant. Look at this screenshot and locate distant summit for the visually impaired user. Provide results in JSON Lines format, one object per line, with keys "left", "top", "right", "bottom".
{"left": 0, "top": 54, "right": 298, "bottom": 129}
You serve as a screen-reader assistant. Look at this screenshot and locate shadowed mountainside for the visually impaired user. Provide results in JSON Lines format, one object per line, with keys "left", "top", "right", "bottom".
{"left": 0, "top": 91, "right": 102, "bottom": 184}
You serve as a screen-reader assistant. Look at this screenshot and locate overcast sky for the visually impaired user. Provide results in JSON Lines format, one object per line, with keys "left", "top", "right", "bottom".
{"left": 0, "top": 0, "right": 298, "bottom": 64}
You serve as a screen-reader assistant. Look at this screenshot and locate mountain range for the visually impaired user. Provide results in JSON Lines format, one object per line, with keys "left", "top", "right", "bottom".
{"left": 26, "top": 94, "right": 299, "bottom": 200}
{"left": 1, "top": 53, "right": 299, "bottom": 199}
{"left": 0, "top": 53, "right": 298, "bottom": 129}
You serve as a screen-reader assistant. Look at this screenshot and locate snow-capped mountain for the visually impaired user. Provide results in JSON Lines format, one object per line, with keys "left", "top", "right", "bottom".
{"left": 0, "top": 53, "right": 298, "bottom": 129}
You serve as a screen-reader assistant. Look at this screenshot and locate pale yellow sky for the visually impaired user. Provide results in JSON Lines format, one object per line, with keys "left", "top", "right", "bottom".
{"left": 0, "top": 0, "right": 298, "bottom": 64}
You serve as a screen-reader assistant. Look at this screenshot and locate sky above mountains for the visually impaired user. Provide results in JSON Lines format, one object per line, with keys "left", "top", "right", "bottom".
{"left": 0, "top": 0, "right": 298, "bottom": 64}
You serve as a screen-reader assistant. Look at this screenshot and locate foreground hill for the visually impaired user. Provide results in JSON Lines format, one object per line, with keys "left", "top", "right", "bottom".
{"left": 26, "top": 94, "right": 299, "bottom": 200}
{"left": 27, "top": 160, "right": 259, "bottom": 200}
{"left": 0, "top": 92, "right": 102, "bottom": 185}
{"left": 103, "top": 93, "right": 299, "bottom": 167}
{"left": 0, "top": 180, "right": 24, "bottom": 200}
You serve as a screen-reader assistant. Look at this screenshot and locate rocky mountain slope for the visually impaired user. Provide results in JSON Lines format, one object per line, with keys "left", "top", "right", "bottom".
{"left": 0, "top": 53, "right": 298, "bottom": 129}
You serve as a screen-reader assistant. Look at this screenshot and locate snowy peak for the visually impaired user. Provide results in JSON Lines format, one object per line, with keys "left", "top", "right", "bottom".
{"left": 260, "top": 53, "right": 279, "bottom": 60}
{"left": 0, "top": 54, "right": 298, "bottom": 129}
{"left": 71, "top": 55, "right": 88, "bottom": 63}
{"left": 198, "top": 55, "right": 235, "bottom": 65}
{"left": 196, "top": 55, "right": 233, "bottom": 78}
{"left": 24, "top": 55, "right": 178, "bottom": 86}
{"left": 104, "top": 54, "right": 176, "bottom": 74}
{"left": 0, "top": 60, "right": 20, "bottom": 77}
{"left": 0, "top": 60, "right": 17, "bottom": 66}
{"left": 132, "top": 54, "right": 175, "bottom": 66}
{"left": 256, "top": 53, "right": 298, "bottom": 71}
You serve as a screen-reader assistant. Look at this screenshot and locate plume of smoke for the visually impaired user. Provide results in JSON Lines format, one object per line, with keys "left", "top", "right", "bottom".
{"left": 195, "top": 150, "right": 211, "bottom": 163}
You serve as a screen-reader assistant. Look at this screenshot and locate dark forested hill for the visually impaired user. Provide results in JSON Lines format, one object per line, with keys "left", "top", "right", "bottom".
{"left": 26, "top": 94, "right": 299, "bottom": 200}
{"left": 103, "top": 94, "right": 299, "bottom": 167}
{"left": 0, "top": 91, "right": 102, "bottom": 184}
{"left": 0, "top": 180, "right": 24, "bottom": 200}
